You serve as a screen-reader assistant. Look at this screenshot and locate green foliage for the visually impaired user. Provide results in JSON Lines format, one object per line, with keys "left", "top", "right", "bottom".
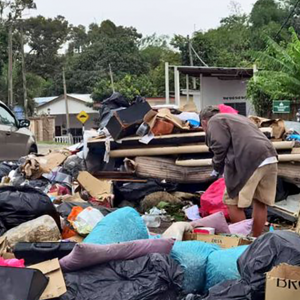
{"left": 24, "top": 15, "right": 70, "bottom": 80}
{"left": 92, "top": 74, "right": 158, "bottom": 102}
{"left": 247, "top": 29, "right": 300, "bottom": 116}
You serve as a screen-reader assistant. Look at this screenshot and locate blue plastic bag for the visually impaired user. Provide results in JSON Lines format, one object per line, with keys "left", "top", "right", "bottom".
{"left": 205, "top": 245, "right": 248, "bottom": 291}
{"left": 84, "top": 207, "right": 149, "bottom": 245}
{"left": 171, "top": 241, "right": 220, "bottom": 294}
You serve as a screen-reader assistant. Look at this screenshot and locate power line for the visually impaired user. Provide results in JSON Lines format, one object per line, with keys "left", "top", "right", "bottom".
{"left": 276, "top": 0, "right": 300, "bottom": 38}
{"left": 190, "top": 44, "right": 208, "bottom": 67}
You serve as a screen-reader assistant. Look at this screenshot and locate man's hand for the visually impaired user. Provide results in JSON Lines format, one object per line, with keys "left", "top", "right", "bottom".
{"left": 210, "top": 170, "right": 219, "bottom": 177}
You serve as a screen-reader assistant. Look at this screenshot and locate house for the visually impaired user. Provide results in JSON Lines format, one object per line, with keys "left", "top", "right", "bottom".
{"left": 34, "top": 94, "right": 99, "bottom": 138}
{"left": 166, "top": 65, "right": 255, "bottom": 115}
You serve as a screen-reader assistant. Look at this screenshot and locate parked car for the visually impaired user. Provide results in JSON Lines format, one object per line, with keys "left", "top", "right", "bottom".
{"left": 0, "top": 101, "right": 37, "bottom": 161}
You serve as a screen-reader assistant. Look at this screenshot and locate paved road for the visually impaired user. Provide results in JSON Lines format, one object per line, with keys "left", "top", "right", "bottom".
{"left": 37, "top": 143, "right": 65, "bottom": 154}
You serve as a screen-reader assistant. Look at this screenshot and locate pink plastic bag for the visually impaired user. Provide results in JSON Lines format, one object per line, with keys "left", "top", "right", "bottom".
{"left": 200, "top": 178, "right": 229, "bottom": 219}
{"left": 218, "top": 104, "right": 238, "bottom": 114}
{"left": 0, "top": 258, "right": 25, "bottom": 268}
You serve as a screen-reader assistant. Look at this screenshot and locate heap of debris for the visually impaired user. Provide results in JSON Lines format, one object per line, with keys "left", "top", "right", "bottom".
{"left": 0, "top": 93, "right": 300, "bottom": 300}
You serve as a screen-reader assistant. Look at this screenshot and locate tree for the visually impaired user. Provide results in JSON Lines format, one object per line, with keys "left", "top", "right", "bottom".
{"left": 247, "top": 29, "right": 300, "bottom": 116}
{"left": 172, "top": 14, "right": 251, "bottom": 68}
{"left": 65, "top": 20, "right": 148, "bottom": 95}
{"left": 23, "top": 15, "right": 70, "bottom": 80}
{"left": 92, "top": 74, "right": 158, "bottom": 102}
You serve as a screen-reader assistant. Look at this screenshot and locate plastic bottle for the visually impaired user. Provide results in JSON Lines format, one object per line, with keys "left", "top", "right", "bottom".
{"left": 142, "top": 215, "right": 161, "bottom": 228}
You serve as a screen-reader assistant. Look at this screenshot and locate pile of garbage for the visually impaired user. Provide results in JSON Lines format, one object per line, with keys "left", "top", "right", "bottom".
{"left": 1, "top": 94, "right": 300, "bottom": 299}
{"left": 0, "top": 145, "right": 299, "bottom": 300}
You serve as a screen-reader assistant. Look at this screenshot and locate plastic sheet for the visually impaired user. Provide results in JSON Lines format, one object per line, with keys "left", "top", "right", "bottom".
{"left": 171, "top": 241, "right": 220, "bottom": 294}
{"left": 83, "top": 207, "right": 149, "bottom": 245}
{"left": 60, "top": 253, "right": 184, "bottom": 300}
{"left": 205, "top": 246, "right": 248, "bottom": 291}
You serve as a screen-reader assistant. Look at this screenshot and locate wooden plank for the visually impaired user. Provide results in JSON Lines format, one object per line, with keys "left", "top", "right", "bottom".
{"left": 176, "top": 158, "right": 212, "bottom": 167}
{"left": 135, "top": 156, "right": 214, "bottom": 183}
{"left": 108, "top": 141, "right": 294, "bottom": 158}
{"left": 278, "top": 162, "right": 300, "bottom": 185}
{"left": 278, "top": 154, "right": 300, "bottom": 162}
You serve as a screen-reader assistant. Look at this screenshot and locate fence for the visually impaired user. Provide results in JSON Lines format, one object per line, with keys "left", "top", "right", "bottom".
{"left": 54, "top": 135, "right": 83, "bottom": 144}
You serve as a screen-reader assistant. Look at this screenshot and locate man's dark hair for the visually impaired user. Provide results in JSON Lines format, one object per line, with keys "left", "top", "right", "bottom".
{"left": 200, "top": 106, "right": 220, "bottom": 121}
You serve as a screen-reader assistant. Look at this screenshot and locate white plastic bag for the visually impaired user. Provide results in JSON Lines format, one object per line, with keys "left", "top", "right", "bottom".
{"left": 73, "top": 207, "right": 104, "bottom": 235}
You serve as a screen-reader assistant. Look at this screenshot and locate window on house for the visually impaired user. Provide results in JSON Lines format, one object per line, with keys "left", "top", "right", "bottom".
{"left": 224, "top": 102, "right": 246, "bottom": 116}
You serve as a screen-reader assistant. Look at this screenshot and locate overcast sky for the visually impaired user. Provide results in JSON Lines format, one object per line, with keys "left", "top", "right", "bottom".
{"left": 26, "top": 0, "right": 256, "bottom": 36}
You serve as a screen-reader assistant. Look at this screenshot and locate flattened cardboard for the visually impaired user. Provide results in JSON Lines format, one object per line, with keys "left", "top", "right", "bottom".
{"left": 266, "top": 264, "right": 300, "bottom": 300}
{"left": 183, "top": 233, "right": 252, "bottom": 249}
{"left": 30, "top": 258, "right": 67, "bottom": 299}
{"left": 22, "top": 151, "right": 70, "bottom": 179}
{"left": 78, "top": 171, "right": 112, "bottom": 201}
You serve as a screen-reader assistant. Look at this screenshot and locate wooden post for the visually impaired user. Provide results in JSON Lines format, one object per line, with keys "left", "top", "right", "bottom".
{"left": 188, "top": 35, "right": 196, "bottom": 89}
{"left": 20, "top": 24, "right": 28, "bottom": 118}
{"left": 62, "top": 67, "right": 71, "bottom": 142}
{"left": 165, "top": 62, "right": 170, "bottom": 104}
{"left": 109, "top": 63, "right": 115, "bottom": 93}
{"left": 8, "top": 24, "right": 13, "bottom": 108}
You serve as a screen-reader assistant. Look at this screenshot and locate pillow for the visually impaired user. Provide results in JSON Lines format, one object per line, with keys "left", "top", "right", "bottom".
{"left": 191, "top": 212, "right": 230, "bottom": 234}
{"left": 83, "top": 207, "right": 149, "bottom": 245}
{"left": 60, "top": 238, "right": 175, "bottom": 272}
{"left": 229, "top": 219, "right": 253, "bottom": 236}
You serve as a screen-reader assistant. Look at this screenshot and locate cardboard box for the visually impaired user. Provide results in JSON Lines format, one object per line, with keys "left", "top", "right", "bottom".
{"left": 30, "top": 258, "right": 67, "bottom": 299}
{"left": 265, "top": 264, "right": 300, "bottom": 300}
{"left": 183, "top": 233, "right": 252, "bottom": 249}
{"left": 78, "top": 171, "right": 113, "bottom": 202}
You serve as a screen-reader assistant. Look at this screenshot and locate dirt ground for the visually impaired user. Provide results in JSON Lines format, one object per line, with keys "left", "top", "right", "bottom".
{"left": 37, "top": 143, "right": 66, "bottom": 154}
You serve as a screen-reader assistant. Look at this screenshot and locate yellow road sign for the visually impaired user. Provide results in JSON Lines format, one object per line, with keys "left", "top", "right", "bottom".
{"left": 76, "top": 111, "right": 89, "bottom": 124}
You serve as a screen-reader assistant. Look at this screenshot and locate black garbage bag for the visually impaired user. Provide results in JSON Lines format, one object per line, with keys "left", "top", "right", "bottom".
{"left": 276, "top": 177, "right": 300, "bottom": 202}
{"left": 202, "top": 231, "right": 300, "bottom": 300}
{"left": 0, "top": 186, "right": 61, "bottom": 235}
{"left": 60, "top": 253, "right": 183, "bottom": 300}
{"left": 98, "top": 92, "right": 129, "bottom": 129}
{"left": 114, "top": 180, "right": 178, "bottom": 203}
{"left": 56, "top": 202, "right": 117, "bottom": 219}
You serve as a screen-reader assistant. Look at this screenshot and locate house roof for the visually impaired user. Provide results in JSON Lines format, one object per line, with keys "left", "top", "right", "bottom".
{"left": 177, "top": 66, "right": 254, "bottom": 79}
{"left": 35, "top": 94, "right": 93, "bottom": 107}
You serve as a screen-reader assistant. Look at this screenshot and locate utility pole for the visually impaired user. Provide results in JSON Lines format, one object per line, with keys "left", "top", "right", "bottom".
{"left": 20, "top": 23, "right": 28, "bottom": 118}
{"left": 62, "top": 67, "right": 71, "bottom": 142}
{"left": 8, "top": 24, "right": 13, "bottom": 108}
{"left": 187, "top": 35, "right": 196, "bottom": 90}
{"left": 109, "top": 63, "right": 115, "bottom": 93}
